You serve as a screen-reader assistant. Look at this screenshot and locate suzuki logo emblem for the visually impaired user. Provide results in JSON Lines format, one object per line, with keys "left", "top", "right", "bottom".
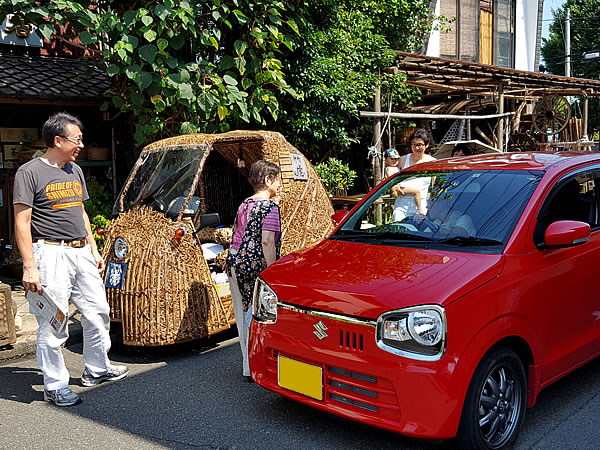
{"left": 313, "top": 321, "right": 328, "bottom": 340}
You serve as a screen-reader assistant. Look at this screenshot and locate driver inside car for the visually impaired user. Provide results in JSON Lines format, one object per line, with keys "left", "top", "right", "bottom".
{"left": 422, "top": 200, "right": 475, "bottom": 237}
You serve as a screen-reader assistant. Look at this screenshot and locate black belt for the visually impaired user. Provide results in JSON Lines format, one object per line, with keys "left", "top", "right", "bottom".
{"left": 35, "top": 239, "right": 87, "bottom": 248}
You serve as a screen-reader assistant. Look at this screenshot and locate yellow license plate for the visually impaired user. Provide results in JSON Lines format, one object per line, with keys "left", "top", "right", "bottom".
{"left": 278, "top": 356, "right": 323, "bottom": 401}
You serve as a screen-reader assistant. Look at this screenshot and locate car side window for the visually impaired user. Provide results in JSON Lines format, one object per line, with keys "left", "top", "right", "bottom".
{"left": 534, "top": 172, "right": 600, "bottom": 245}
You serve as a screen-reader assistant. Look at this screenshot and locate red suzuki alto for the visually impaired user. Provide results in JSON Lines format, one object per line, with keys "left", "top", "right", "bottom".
{"left": 248, "top": 151, "right": 600, "bottom": 449}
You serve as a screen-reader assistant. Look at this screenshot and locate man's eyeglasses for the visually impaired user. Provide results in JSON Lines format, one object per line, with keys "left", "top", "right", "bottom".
{"left": 61, "top": 135, "right": 84, "bottom": 145}
{"left": 411, "top": 143, "right": 426, "bottom": 148}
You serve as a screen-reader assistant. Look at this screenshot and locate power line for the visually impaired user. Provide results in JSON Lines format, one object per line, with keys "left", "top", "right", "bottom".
{"left": 542, "top": 52, "right": 600, "bottom": 61}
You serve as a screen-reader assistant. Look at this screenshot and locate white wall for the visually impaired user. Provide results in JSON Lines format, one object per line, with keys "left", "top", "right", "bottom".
{"left": 426, "top": 0, "right": 441, "bottom": 57}
{"left": 514, "top": 0, "right": 540, "bottom": 71}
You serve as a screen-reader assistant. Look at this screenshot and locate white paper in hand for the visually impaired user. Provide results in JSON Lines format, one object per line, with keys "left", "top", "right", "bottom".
{"left": 27, "top": 290, "right": 68, "bottom": 336}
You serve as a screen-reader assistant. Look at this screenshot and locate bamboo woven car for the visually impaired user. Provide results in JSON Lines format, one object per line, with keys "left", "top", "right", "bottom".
{"left": 102, "top": 131, "right": 334, "bottom": 346}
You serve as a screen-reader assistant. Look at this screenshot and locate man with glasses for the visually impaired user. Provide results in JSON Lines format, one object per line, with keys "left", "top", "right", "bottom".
{"left": 13, "top": 112, "right": 128, "bottom": 407}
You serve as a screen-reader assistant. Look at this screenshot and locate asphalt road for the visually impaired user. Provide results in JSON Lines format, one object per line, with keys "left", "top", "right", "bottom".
{"left": 1, "top": 328, "right": 599, "bottom": 449}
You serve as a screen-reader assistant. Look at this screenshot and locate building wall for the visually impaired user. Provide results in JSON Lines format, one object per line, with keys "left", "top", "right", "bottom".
{"left": 427, "top": 0, "right": 441, "bottom": 57}
{"left": 426, "top": 0, "right": 542, "bottom": 72}
{"left": 514, "top": 0, "right": 541, "bottom": 71}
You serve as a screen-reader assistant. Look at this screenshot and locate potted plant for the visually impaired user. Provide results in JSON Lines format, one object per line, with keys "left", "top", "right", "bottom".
{"left": 315, "top": 158, "right": 357, "bottom": 197}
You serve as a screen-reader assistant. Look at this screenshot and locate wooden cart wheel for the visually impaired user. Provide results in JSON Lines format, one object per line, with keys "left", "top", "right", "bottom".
{"left": 533, "top": 95, "right": 571, "bottom": 135}
{"left": 509, "top": 133, "right": 538, "bottom": 152}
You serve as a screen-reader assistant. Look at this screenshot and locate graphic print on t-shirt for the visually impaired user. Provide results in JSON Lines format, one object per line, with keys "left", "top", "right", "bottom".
{"left": 45, "top": 180, "right": 84, "bottom": 209}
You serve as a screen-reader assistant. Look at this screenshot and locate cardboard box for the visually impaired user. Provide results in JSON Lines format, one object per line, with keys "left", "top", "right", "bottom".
{"left": 0, "top": 127, "right": 38, "bottom": 142}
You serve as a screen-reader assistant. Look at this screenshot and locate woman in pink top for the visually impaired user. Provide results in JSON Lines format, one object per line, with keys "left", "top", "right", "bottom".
{"left": 226, "top": 160, "right": 281, "bottom": 381}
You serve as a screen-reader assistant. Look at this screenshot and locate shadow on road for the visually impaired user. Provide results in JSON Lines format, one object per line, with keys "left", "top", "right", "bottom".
{"left": 2, "top": 326, "right": 599, "bottom": 449}
{"left": 0, "top": 367, "right": 43, "bottom": 404}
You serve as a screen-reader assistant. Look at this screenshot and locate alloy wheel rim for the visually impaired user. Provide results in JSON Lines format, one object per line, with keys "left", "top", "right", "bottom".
{"left": 477, "top": 363, "right": 523, "bottom": 448}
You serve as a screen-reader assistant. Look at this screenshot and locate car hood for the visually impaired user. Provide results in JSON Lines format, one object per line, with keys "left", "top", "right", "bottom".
{"left": 261, "top": 239, "right": 504, "bottom": 319}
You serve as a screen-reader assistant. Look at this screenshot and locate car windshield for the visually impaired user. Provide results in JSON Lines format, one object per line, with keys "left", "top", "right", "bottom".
{"left": 333, "top": 169, "right": 543, "bottom": 253}
{"left": 113, "top": 145, "right": 206, "bottom": 217}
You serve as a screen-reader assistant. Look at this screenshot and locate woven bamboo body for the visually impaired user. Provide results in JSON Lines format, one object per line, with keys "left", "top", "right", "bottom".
{"left": 0, "top": 284, "right": 17, "bottom": 346}
{"left": 104, "top": 131, "right": 334, "bottom": 346}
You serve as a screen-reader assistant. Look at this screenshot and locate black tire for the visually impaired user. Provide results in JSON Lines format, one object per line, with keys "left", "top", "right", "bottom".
{"left": 454, "top": 346, "right": 527, "bottom": 449}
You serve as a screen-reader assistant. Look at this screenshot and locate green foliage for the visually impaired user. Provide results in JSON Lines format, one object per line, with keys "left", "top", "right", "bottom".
{"left": 541, "top": 0, "right": 600, "bottom": 131}
{"left": 0, "top": 0, "right": 303, "bottom": 146}
{"left": 84, "top": 177, "right": 112, "bottom": 219}
{"left": 315, "top": 157, "right": 357, "bottom": 195}
{"left": 541, "top": 0, "right": 600, "bottom": 80}
{"left": 90, "top": 214, "right": 109, "bottom": 252}
{"left": 275, "top": 0, "right": 432, "bottom": 159}
{"left": 0, "top": 0, "right": 436, "bottom": 159}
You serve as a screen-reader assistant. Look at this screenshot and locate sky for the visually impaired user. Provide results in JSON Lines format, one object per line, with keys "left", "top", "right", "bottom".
{"left": 542, "top": 0, "right": 566, "bottom": 40}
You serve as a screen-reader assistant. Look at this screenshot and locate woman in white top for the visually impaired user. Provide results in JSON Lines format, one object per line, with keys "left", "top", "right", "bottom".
{"left": 392, "top": 129, "right": 436, "bottom": 221}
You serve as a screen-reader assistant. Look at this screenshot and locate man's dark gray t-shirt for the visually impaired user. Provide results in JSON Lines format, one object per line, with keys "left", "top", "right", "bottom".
{"left": 13, "top": 158, "right": 89, "bottom": 241}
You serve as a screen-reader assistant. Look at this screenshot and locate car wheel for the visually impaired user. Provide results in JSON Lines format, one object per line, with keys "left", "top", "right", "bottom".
{"left": 454, "top": 346, "right": 527, "bottom": 449}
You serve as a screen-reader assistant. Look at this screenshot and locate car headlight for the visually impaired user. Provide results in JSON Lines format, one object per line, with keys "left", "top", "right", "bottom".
{"left": 376, "top": 305, "right": 446, "bottom": 361}
{"left": 253, "top": 277, "right": 278, "bottom": 324}
{"left": 113, "top": 237, "right": 129, "bottom": 259}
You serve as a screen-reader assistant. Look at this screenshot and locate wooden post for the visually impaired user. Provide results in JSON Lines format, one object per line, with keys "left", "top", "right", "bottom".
{"left": 373, "top": 77, "right": 382, "bottom": 187}
{"left": 497, "top": 83, "right": 505, "bottom": 152}
{"left": 583, "top": 94, "right": 589, "bottom": 139}
{"left": 373, "top": 72, "right": 382, "bottom": 224}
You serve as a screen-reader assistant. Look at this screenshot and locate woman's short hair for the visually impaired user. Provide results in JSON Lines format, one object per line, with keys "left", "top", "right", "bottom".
{"left": 42, "top": 112, "right": 84, "bottom": 148}
{"left": 409, "top": 128, "right": 433, "bottom": 147}
{"left": 248, "top": 160, "right": 280, "bottom": 191}
{"left": 452, "top": 143, "right": 471, "bottom": 156}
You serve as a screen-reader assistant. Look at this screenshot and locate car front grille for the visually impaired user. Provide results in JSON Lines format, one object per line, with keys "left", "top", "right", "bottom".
{"left": 270, "top": 350, "right": 399, "bottom": 416}
{"left": 339, "top": 329, "right": 364, "bottom": 351}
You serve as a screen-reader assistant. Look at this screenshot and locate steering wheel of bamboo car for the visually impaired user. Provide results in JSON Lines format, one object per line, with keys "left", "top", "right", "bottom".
{"left": 533, "top": 95, "right": 571, "bottom": 135}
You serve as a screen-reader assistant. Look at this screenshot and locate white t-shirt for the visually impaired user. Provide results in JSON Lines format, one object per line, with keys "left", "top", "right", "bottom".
{"left": 385, "top": 166, "right": 400, "bottom": 177}
{"left": 393, "top": 153, "right": 436, "bottom": 221}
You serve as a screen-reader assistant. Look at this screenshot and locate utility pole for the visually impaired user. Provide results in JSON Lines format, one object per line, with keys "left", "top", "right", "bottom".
{"left": 565, "top": 8, "right": 571, "bottom": 77}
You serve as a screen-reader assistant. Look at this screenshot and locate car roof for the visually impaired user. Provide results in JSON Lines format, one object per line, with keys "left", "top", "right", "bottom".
{"left": 404, "top": 151, "right": 600, "bottom": 173}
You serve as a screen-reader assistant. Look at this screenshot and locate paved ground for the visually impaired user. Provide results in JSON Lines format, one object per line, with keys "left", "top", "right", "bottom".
{"left": 1, "top": 330, "right": 599, "bottom": 449}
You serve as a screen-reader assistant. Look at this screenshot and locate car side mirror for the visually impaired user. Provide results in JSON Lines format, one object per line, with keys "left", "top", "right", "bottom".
{"left": 543, "top": 220, "right": 590, "bottom": 248}
{"left": 331, "top": 210, "right": 348, "bottom": 226}
{"left": 200, "top": 213, "right": 220, "bottom": 229}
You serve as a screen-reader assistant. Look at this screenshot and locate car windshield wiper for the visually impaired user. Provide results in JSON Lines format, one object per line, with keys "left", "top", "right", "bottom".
{"left": 332, "top": 231, "right": 433, "bottom": 242}
{"left": 435, "top": 236, "right": 503, "bottom": 246}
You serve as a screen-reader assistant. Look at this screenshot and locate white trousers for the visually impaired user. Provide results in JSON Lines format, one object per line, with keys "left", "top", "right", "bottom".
{"left": 227, "top": 267, "right": 250, "bottom": 377}
{"left": 31, "top": 241, "right": 111, "bottom": 390}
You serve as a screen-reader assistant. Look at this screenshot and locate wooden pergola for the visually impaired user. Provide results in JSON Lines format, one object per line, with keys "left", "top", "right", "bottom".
{"left": 393, "top": 51, "right": 600, "bottom": 101}
{"left": 361, "top": 51, "right": 600, "bottom": 188}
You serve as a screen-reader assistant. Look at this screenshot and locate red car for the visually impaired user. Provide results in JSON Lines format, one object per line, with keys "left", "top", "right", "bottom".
{"left": 248, "top": 152, "right": 600, "bottom": 449}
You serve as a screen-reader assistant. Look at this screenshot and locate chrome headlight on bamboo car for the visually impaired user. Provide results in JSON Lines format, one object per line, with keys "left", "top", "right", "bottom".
{"left": 113, "top": 237, "right": 129, "bottom": 259}
{"left": 253, "top": 277, "right": 278, "bottom": 324}
{"left": 376, "top": 305, "right": 446, "bottom": 361}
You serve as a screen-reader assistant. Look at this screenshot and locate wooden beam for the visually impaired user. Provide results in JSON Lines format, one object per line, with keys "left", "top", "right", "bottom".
{"left": 0, "top": 97, "right": 104, "bottom": 106}
{"left": 360, "top": 111, "right": 515, "bottom": 120}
